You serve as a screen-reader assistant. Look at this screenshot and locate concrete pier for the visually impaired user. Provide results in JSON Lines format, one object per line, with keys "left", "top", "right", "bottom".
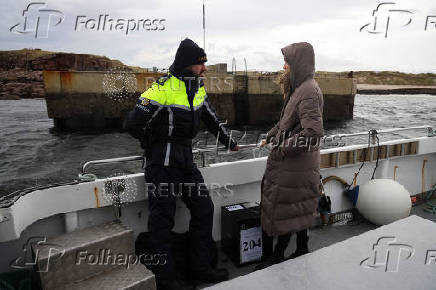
{"left": 207, "top": 215, "right": 436, "bottom": 290}
{"left": 43, "top": 70, "right": 356, "bottom": 131}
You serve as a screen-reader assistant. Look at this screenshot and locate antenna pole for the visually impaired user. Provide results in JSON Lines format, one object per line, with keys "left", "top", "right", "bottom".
{"left": 203, "top": 0, "right": 206, "bottom": 50}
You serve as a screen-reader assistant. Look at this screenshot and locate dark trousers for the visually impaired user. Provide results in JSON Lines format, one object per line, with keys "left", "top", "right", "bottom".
{"left": 145, "top": 164, "right": 214, "bottom": 282}
{"left": 274, "top": 229, "right": 309, "bottom": 256}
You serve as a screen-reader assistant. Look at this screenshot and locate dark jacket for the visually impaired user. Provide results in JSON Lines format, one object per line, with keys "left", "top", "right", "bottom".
{"left": 261, "top": 42, "right": 324, "bottom": 236}
{"left": 124, "top": 69, "right": 236, "bottom": 168}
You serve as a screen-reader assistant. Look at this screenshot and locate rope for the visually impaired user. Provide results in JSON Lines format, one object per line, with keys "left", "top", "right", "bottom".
{"left": 322, "top": 175, "right": 350, "bottom": 188}
{"left": 424, "top": 182, "right": 436, "bottom": 214}
{"left": 393, "top": 166, "right": 399, "bottom": 181}
{"left": 346, "top": 131, "right": 372, "bottom": 191}
{"left": 78, "top": 173, "right": 98, "bottom": 182}
{"left": 421, "top": 159, "right": 428, "bottom": 194}
{"left": 371, "top": 133, "right": 381, "bottom": 180}
{"left": 425, "top": 182, "right": 436, "bottom": 200}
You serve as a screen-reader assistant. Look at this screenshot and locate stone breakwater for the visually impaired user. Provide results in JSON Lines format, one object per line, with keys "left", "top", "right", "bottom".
{"left": 0, "top": 50, "right": 126, "bottom": 100}
{"left": 0, "top": 70, "right": 44, "bottom": 99}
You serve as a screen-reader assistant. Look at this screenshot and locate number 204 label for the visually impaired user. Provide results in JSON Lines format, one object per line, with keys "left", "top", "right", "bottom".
{"left": 240, "top": 226, "right": 263, "bottom": 263}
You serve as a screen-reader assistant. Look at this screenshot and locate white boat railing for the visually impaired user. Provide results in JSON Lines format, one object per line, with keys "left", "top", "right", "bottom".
{"left": 80, "top": 125, "right": 434, "bottom": 174}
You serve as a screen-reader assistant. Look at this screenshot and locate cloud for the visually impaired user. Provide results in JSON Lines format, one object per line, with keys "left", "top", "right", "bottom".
{"left": 1, "top": 0, "right": 436, "bottom": 72}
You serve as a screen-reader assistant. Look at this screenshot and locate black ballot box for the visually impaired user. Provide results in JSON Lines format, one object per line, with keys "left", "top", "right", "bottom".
{"left": 221, "top": 202, "right": 273, "bottom": 266}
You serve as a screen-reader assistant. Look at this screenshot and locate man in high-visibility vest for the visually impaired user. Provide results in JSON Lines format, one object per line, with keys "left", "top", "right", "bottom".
{"left": 124, "top": 38, "right": 238, "bottom": 290}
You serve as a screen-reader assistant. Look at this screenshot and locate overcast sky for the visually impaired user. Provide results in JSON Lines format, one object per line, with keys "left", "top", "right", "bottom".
{"left": 1, "top": 0, "right": 436, "bottom": 73}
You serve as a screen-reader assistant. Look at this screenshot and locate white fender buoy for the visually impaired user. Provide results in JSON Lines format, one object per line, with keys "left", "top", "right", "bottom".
{"left": 356, "top": 179, "right": 411, "bottom": 225}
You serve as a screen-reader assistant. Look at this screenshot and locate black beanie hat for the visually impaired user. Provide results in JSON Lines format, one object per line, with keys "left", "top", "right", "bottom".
{"left": 172, "top": 38, "right": 207, "bottom": 72}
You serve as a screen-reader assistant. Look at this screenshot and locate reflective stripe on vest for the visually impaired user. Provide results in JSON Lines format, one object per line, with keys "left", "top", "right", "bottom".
{"left": 139, "top": 75, "right": 206, "bottom": 110}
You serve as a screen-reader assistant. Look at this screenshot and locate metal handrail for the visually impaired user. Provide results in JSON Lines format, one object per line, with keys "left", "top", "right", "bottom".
{"left": 80, "top": 144, "right": 261, "bottom": 174}
{"left": 192, "top": 143, "right": 258, "bottom": 154}
{"left": 331, "top": 125, "right": 433, "bottom": 138}
{"left": 81, "top": 155, "right": 143, "bottom": 174}
{"left": 80, "top": 125, "right": 434, "bottom": 174}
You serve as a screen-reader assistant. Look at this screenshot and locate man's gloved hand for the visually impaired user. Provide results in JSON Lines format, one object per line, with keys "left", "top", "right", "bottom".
{"left": 231, "top": 145, "right": 240, "bottom": 151}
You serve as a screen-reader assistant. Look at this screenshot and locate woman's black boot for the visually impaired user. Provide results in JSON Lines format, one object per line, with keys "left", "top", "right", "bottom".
{"left": 254, "top": 233, "right": 291, "bottom": 271}
{"left": 287, "top": 229, "right": 309, "bottom": 259}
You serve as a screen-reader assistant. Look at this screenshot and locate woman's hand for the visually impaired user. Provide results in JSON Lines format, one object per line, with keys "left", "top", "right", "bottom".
{"left": 259, "top": 139, "right": 267, "bottom": 148}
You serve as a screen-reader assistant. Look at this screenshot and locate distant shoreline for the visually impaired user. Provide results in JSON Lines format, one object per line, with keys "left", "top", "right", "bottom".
{"left": 357, "top": 84, "right": 436, "bottom": 95}
{"left": 3, "top": 85, "right": 436, "bottom": 100}
{"left": 0, "top": 95, "right": 20, "bottom": 100}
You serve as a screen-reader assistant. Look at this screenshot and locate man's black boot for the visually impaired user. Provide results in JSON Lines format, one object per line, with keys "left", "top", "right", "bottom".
{"left": 253, "top": 252, "right": 284, "bottom": 271}
{"left": 157, "top": 279, "right": 196, "bottom": 290}
{"left": 190, "top": 267, "right": 229, "bottom": 284}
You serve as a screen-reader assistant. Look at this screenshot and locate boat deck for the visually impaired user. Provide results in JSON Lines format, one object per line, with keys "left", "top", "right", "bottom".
{"left": 202, "top": 201, "right": 436, "bottom": 289}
